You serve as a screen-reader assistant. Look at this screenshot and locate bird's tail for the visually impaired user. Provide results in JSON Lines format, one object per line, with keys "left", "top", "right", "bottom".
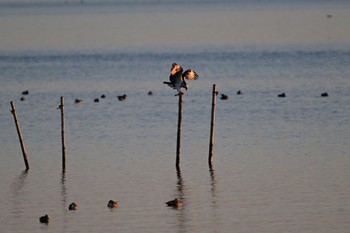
{"left": 163, "top": 81, "right": 175, "bottom": 88}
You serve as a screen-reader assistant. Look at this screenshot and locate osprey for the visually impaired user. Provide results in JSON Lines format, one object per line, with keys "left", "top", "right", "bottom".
{"left": 163, "top": 63, "right": 198, "bottom": 95}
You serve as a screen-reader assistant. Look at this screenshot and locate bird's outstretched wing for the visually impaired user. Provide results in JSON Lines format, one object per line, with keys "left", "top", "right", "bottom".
{"left": 183, "top": 69, "right": 198, "bottom": 81}
{"left": 171, "top": 63, "right": 183, "bottom": 76}
{"left": 169, "top": 63, "right": 183, "bottom": 85}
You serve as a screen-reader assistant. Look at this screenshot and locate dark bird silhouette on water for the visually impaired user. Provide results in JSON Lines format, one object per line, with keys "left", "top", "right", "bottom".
{"left": 220, "top": 94, "right": 228, "bottom": 100}
{"left": 278, "top": 92, "right": 286, "bottom": 98}
{"left": 163, "top": 63, "right": 198, "bottom": 96}
{"left": 39, "top": 215, "right": 49, "bottom": 224}
{"left": 74, "top": 98, "right": 82, "bottom": 104}
{"left": 321, "top": 92, "right": 329, "bottom": 97}
{"left": 166, "top": 198, "right": 183, "bottom": 208}
{"left": 107, "top": 200, "right": 119, "bottom": 208}
{"left": 118, "top": 94, "right": 127, "bottom": 101}
{"left": 68, "top": 202, "right": 78, "bottom": 210}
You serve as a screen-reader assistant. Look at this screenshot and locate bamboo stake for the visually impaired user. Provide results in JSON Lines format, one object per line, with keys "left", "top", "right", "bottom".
{"left": 208, "top": 84, "right": 217, "bottom": 165}
{"left": 176, "top": 94, "right": 183, "bottom": 168}
{"left": 60, "top": 96, "right": 66, "bottom": 171}
{"left": 10, "top": 101, "right": 29, "bottom": 170}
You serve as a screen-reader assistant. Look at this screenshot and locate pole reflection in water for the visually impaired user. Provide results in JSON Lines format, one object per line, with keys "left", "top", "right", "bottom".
{"left": 61, "top": 170, "right": 69, "bottom": 230}
{"left": 176, "top": 167, "right": 184, "bottom": 200}
{"left": 12, "top": 170, "right": 29, "bottom": 199}
{"left": 209, "top": 162, "right": 216, "bottom": 196}
{"left": 174, "top": 167, "right": 186, "bottom": 233}
{"left": 209, "top": 162, "right": 219, "bottom": 231}
{"left": 11, "top": 170, "right": 29, "bottom": 223}
{"left": 12, "top": 170, "right": 28, "bottom": 195}
{"left": 61, "top": 170, "right": 67, "bottom": 207}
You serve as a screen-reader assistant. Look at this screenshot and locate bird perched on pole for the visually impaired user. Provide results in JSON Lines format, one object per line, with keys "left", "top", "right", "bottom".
{"left": 163, "top": 63, "right": 199, "bottom": 96}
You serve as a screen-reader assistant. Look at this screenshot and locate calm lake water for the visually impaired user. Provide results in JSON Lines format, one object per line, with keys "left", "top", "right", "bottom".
{"left": 1, "top": 1, "right": 350, "bottom": 233}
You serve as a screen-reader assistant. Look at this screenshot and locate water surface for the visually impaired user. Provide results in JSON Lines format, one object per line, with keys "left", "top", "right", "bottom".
{"left": 1, "top": 1, "right": 350, "bottom": 233}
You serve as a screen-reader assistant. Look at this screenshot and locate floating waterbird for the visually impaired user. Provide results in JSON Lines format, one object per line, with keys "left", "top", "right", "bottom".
{"left": 39, "top": 214, "right": 49, "bottom": 224}
{"left": 163, "top": 63, "right": 198, "bottom": 96}
{"left": 220, "top": 94, "right": 228, "bottom": 100}
{"left": 20, "top": 97, "right": 25, "bottom": 101}
{"left": 94, "top": 98, "right": 99, "bottom": 103}
{"left": 321, "top": 92, "right": 329, "bottom": 97}
{"left": 147, "top": 91, "right": 153, "bottom": 96}
{"left": 118, "top": 94, "right": 127, "bottom": 101}
{"left": 22, "top": 90, "right": 29, "bottom": 95}
{"left": 237, "top": 90, "right": 243, "bottom": 95}
{"left": 107, "top": 200, "right": 119, "bottom": 208}
{"left": 278, "top": 93, "right": 286, "bottom": 98}
{"left": 68, "top": 202, "right": 78, "bottom": 210}
{"left": 74, "top": 98, "right": 82, "bottom": 104}
{"left": 101, "top": 94, "right": 106, "bottom": 99}
{"left": 166, "top": 198, "right": 182, "bottom": 208}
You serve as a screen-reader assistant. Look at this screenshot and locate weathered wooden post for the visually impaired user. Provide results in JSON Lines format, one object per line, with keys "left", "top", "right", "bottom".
{"left": 10, "top": 101, "right": 29, "bottom": 170}
{"left": 208, "top": 84, "right": 217, "bottom": 165}
{"left": 176, "top": 94, "right": 183, "bottom": 168}
{"left": 60, "top": 96, "right": 66, "bottom": 171}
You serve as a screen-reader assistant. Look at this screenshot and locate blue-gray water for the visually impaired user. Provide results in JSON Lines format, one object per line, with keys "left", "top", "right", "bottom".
{"left": 1, "top": 1, "right": 350, "bottom": 233}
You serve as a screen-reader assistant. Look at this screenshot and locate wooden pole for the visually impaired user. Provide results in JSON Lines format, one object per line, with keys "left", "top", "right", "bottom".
{"left": 60, "top": 96, "right": 66, "bottom": 171}
{"left": 208, "top": 84, "right": 217, "bottom": 165}
{"left": 176, "top": 94, "right": 183, "bottom": 168}
{"left": 10, "top": 101, "right": 29, "bottom": 170}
